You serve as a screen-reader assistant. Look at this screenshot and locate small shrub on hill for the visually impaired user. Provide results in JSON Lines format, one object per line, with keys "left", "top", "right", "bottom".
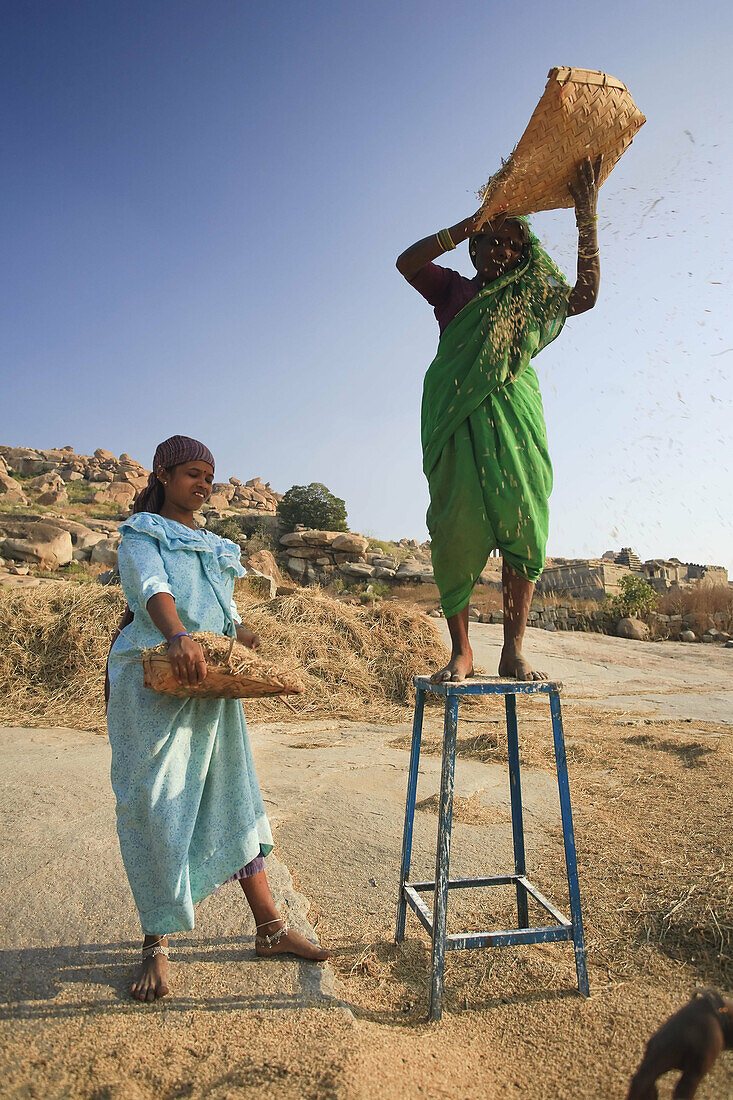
{"left": 244, "top": 522, "right": 276, "bottom": 555}
{"left": 606, "top": 575, "right": 658, "bottom": 620}
{"left": 206, "top": 516, "right": 247, "bottom": 547}
{"left": 277, "top": 483, "right": 348, "bottom": 533}
{"left": 367, "top": 539, "right": 415, "bottom": 564}
{"left": 65, "top": 481, "right": 94, "bottom": 503}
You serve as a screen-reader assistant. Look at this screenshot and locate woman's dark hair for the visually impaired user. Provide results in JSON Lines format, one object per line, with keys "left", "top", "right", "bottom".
{"left": 132, "top": 436, "right": 216, "bottom": 514}
{"left": 132, "top": 467, "right": 173, "bottom": 514}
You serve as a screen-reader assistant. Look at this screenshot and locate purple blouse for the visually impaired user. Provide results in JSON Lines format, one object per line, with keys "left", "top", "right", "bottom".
{"left": 409, "top": 263, "right": 483, "bottom": 334}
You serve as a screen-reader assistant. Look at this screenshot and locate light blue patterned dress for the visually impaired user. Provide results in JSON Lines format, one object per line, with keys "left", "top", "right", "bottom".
{"left": 107, "top": 513, "right": 273, "bottom": 934}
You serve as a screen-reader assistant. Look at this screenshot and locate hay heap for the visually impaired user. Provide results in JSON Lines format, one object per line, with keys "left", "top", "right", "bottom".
{"left": 0, "top": 582, "right": 449, "bottom": 732}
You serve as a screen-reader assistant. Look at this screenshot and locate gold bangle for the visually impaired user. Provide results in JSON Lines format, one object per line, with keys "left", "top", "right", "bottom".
{"left": 436, "top": 228, "right": 456, "bottom": 253}
{"left": 578, "top": 248, "right": 600, "bottom": 259}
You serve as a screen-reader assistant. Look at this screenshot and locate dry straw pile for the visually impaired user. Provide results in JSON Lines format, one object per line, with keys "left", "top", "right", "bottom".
{"left": 0, "top": 582, "right": 449, "bottom": 732}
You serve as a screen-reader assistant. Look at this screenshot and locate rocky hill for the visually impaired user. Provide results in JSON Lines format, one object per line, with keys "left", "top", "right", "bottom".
{"left": 0, "top": 444, "right": 447, "bottom": 593}
{"left": 0, "top": 444, "right": 283, "bottom": 587}
{"left": 0, "top": 445, "right": 726, "bottom": 615}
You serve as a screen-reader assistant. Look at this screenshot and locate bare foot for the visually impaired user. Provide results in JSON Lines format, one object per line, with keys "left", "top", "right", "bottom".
{"left": 430, "top": 651, "right": 474, "bottom": 683}
{"left": 498, "top": 645, "right": 548, "bottom": 681}
{"left": 130, "top": 937, "right": 170, "bottom": 1002}
{"left": 255, "top": 920, "right": 329, "bottom": 962}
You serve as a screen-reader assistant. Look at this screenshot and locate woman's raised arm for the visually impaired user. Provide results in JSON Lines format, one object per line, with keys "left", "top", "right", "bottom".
{"left": 568, "top": 155, "right": 602, "bottom": 316}
{"left": 396, "top": 213, "right": 482, "bottom": 281}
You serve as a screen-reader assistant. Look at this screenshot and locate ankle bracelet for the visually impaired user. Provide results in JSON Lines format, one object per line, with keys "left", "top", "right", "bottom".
{"left": 142, "top": 942, "right": 170, "bottom": 960}
{"left": 256, "top": 921, "right": 290, "bottom": 948}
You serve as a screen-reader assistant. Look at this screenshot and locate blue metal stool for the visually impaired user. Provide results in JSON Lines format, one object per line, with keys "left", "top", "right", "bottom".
{"left": 395, "top": 675, "right": 589, "bottom": 1020}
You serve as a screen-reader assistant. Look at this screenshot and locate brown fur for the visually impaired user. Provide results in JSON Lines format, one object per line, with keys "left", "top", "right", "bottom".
{"left": 627, "top": 989, "right": 733, "bottom": 1099}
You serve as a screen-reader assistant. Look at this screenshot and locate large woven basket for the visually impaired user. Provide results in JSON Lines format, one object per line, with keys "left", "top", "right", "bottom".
{"left": 141, "top": 635, "right": 304, "bottom": 699}
{"left": 477, "top": 66, "right": 645, "bottom": 226}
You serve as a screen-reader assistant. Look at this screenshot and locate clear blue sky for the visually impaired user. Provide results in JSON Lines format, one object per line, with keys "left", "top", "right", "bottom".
{"left": 1, "top": 1, "right": 731, "bottom": 572}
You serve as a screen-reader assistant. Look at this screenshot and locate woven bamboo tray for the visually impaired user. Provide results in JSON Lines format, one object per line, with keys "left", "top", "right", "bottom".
{"left": 477, "top": 66, "right": 645, "bottom": 226}
{"left": 141, "top": 633, "right": 304, "bottom": 699}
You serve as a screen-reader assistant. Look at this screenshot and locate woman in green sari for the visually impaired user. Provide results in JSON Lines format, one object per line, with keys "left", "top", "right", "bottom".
{"left": 397, "top": 157, "right": 602, "bottom": 682}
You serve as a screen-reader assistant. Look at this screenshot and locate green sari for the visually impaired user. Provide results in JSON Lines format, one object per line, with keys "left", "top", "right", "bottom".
{"left": 422, "top": 226, "right": 571, "bottom": 619}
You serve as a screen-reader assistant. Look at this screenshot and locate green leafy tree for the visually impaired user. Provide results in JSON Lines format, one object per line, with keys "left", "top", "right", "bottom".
{"left": 607, "top": 574, "right": 658, "bottom": 619}
{"left": 277, "top": 482, "right": 348, "bottom": 532}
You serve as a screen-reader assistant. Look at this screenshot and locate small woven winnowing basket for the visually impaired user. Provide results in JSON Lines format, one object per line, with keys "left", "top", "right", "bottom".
{"left": 141, "top": 635, "right": 304, "bottom": 699}
{"left": 477, "top": 67, "right": 645, "bottom": 226}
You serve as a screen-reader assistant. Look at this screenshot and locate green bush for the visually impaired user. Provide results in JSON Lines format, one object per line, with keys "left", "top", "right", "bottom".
{"left": 65, "top": 480, "right": 94, "bottom": 503}
{"left": 606, "top": 575, "right": 658, "bottom": 620}
{"left": 244, "top": 523, "right": 276, "bottom": 555}
{"left": 277, "top": 483, "right": 348, "bottom": 533}
{"left": 206, "top": 516, "right": 247, "bottom": 546}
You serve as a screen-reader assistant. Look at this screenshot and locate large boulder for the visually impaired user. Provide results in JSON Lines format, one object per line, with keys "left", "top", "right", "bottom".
{"left": 339, "top": 561, "right": 375, "bottom": 578}
{"left": 93, "top": 482, "right": 136, "bottom": 506}
{"left": 284, "top": 546, "right": 322, "bottom": 560}
{"left": 28, "top": 472, "right": 65, "bottom": 491}
{"left": 0, "top": 574, "right": 41, "bottom": 589}
{"left": 206, "top": 492, "right": 232, "bottom": 511}
{"left": 37, "top": 487, "right": 68, "bottom": 506}
{"left": 286, "top": 557, "right": 308, "bottom": 579}
{"left": 280, "top": 531, "right": 307, "bottom": 548}
{"left": 238, "top": 570, "right": 277, "bottom": 600}
{"left": 0, "top": 472, "right": 28, "bottom": 504}
{"left": 211, "top": 482, "right": 236, "bottom": 502}
{"left": 113, "top": 472, "right": 149, "bottom": 491}
{"left": 39, "top": 517, "right": 108, "bottom": 551}
{"left": 2, "top": 447, "right": 50, "bottom": 476}
{"left": 0, "top": 519, "right": 73, "bottom": 568}
{"left": 332, "top": 533, "right": 369, "bottom": 555}
{"left": 395, "top": 560, "right": 426, "bottom": 580}
{"left": 244, "top": 550, "right": 285, "bottom": 586}
{"left": 91, "top": 538, "right": 121, "bottom": 567}
{"left": 300, "top": 530, "right": 340, "bottom": 547}
{"left": 616, "top": 617, "right": 650, "bottom": 641}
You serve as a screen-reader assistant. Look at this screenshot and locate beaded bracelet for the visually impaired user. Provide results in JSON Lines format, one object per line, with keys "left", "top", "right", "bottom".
{"left": 167, "top": 631, "right": 189, "bottom": 645}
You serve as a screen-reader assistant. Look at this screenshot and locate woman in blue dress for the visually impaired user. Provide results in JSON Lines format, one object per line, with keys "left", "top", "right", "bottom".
{"left": 107, "top": 435, "right": 328, "bottom": 1003}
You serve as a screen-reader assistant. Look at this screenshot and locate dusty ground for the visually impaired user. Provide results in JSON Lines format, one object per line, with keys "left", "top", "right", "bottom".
{"left": 0, "top": 625, "right": 731, "bottom": 1098}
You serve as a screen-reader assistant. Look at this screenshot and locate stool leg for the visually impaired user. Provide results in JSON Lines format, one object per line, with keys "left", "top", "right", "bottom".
{"left": 505, "top": 693, "right": 529, "bottom": 929}
{"left": 395, "top": 685, "right": 426, "bottom": 943}
{"left": 549, "top": 690, "right": 590, "bottom": 997}
{"left": 429, "top": 693, "right": 458, "bottom": 1021}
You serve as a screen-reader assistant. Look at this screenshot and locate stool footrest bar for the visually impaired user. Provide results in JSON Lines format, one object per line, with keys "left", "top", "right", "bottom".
{"left": 403, "top": 886, "right": 434, "bottom": 935}
{"left": 408, "top": 874, "right": 522, "bottom": 891}
{"left": 517, "top": 876, "right": 572, "bottom": 927}
{"left": 447, "top": 925, "right": 574, "bottom": 951}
